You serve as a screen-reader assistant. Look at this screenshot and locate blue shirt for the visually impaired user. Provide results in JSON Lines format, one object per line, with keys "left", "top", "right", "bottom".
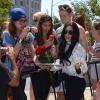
{"left": 2, "top": 31, "right": 35, "bottom": 68}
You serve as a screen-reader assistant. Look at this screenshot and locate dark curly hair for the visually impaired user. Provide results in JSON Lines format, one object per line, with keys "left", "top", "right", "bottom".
{"left": 58, "top": 21, "right": 79, "bottom": 64}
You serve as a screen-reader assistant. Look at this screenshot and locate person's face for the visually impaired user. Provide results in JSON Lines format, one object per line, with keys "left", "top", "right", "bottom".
{"left": 14, "top": 18, "right": 27, "bottom": 31}
{"left": 64, "top": 26, "right": 73, "bottom": 43}
{"left": 59, "top": 10, "right": 72, "bottom": 24}
{"left": 41, "top": 21, "right": 52, "bottom": 34}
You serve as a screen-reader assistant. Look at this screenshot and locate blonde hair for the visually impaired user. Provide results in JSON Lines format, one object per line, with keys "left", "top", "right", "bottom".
{"left": 33, "top": 12, "right": 47, "bottom": 21}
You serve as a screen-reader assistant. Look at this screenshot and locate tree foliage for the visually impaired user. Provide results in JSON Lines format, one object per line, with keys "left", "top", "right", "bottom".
{"left": 0, "top": 0, "right": 11, "bottom": 38}
{"left": 0, "top": 0, "right": 11, "bottom": 18}
{"left": 89, "top": 0, "right": 100, "bottom": 18}
{"left": 71, "top": 0, "right": 100, "bottom": 30}
{"left": 53, "top": 16, "right": 60, "bottom": 24}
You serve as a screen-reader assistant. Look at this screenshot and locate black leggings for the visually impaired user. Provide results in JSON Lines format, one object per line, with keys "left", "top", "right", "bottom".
{"left": 19, "top": 70, "right": 51, "bottom": 100}
{"left": 31, "top": 70, "right": 51, "bottom": 100}
{"left": 63, "top": 74, "right": 86, "bottom": 100}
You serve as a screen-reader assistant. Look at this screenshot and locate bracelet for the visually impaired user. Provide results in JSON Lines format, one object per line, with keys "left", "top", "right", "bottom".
{"left": 18, "top": 38, "right": 23, "bottom": 43}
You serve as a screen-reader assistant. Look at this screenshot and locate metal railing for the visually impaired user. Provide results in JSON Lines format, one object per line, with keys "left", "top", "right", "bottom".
{"left": 87, "top": 60, "right": 100, "bottom": 96}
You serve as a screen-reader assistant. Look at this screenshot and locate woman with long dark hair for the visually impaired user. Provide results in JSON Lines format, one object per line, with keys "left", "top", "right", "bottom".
{"left": 58, "top": 21, "right": 88, "bottom": 100}
{"left": 31, "top": 15, "right": 57, "bottom": 100}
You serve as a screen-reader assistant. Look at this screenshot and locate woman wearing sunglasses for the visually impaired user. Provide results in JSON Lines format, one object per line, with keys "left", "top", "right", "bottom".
{"left": 58, "top": 21, "right": 88, "bottom": 100}
{"left": 57, "top": 4, "right": 88, "bottom": 52}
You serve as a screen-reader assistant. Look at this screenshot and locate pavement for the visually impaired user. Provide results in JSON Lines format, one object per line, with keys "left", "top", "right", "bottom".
{"left": 25, "top": 77, "right": 92, "bottom": 100}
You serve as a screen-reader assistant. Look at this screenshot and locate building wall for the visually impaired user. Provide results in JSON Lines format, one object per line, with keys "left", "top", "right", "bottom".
{"left": 11, "top": 0, "right": 41, "bottom": 26}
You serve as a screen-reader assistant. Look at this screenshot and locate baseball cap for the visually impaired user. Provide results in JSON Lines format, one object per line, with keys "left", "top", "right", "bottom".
{"left": 9, "top": 8, "right": 27, "bottom": 21}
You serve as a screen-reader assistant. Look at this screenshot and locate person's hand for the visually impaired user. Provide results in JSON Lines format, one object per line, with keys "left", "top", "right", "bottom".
{"left": 74, "top": 60, "right": 82, "bottom": 69}
{"left": 88, "top": 46, "right": 95, "bottom": 55}
{"left": 20, "top": 26, "right": 30, "bottom": 40}
{"left": 0, "top": 46, "right": 8, "bottom": 59}
{"left": 30, "top": 27, "right": 38, "bottom": 33}
{"left": 44, "top": 35, "right": 55, "bottom": 48}
{"left": 6, "top": 46, "right": 15, "bottom": 61}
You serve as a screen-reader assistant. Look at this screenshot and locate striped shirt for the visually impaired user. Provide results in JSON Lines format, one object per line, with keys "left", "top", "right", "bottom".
{"left": 91, "top": 41, "right": 100, "bottom": 60}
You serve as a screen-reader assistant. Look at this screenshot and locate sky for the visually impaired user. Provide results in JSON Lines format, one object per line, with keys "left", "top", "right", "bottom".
{"left": 41, "top": 0, "right": 90, "bottom": 19}
{"left": 41, "top": 0, "right": 72, "bottom": 18}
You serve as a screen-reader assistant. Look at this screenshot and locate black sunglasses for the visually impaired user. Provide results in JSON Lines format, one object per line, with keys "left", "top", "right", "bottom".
{"left": 18, "top": 19, "right": 27, "bottom": 23}
{"left": 65, "top": 30, "right": 73, "bottom": 35}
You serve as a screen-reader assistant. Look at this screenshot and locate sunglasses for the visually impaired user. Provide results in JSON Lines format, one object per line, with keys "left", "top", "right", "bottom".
{"left": 65, "top": 30, "right": 73, "bottom": 35}
{"left": 18, "top": 19, "right": 27, "bottom": 23}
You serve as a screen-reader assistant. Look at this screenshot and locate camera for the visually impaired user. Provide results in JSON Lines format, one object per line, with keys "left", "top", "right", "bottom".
{"left": 0, "top": 47, "right": 8, "bottom": 51}
{"left": 0, "top": 47, "right": 8, "bottom": 52}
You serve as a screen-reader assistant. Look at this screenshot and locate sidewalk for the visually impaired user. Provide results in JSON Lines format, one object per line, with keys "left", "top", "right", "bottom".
{"left": 25, "top": 77, "right": 92, "bottom": 100}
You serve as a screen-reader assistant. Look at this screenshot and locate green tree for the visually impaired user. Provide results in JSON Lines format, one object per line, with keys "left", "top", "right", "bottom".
{"left": 89, "top": 0, "right": 100, "bottom": 19}
{"left": 71, "top": 0, "right": 100, "bottom": 45}
{"left": 0, "top": 0, "right": 11, "bottom": 38}
{"left": 71, "top": 0, "right": 100, "bottom": 30}
{"left": 53, "top": 16, "right": 60, "bottom": 24}
{"left": 52, "top": 16, "right": 61, "bottom": 29}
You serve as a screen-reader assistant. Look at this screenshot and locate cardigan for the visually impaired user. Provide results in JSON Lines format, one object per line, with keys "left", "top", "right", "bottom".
{"left": 62, "top": 43, "right": 88, "bottom": 78}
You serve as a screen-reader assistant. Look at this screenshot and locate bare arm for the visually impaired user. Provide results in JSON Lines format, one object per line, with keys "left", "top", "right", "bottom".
{"left": 4, "top": 47, "right": 19, "bottom": 87}
{"left": 30, "top": 42, "right": 36, "bottom": 59}
{"left": 14, "top": 27, "right": 30, "bottom": 57}
{"left": 78, "top": 24, "right": 88, "bottom": 52}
